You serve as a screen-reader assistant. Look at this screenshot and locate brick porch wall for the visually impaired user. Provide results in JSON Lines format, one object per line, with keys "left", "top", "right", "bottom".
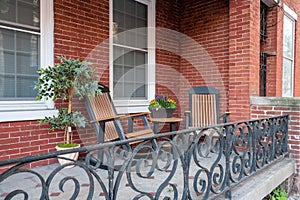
{"left": 250, "top": 96, "right": 300, "bottom": 190}
{"left": 179, "top": 0, "right": 230, "bottom": 120}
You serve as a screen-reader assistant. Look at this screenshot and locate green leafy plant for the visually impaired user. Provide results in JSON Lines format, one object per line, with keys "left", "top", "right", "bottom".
{"left": 148, "top": 94, "right": 176, "bottom": 110}
{"left": 35, "top": 56, "right": 101, "bottom": 147}
{"left": 269, "top": 187, "right": 288, "bottom": 200}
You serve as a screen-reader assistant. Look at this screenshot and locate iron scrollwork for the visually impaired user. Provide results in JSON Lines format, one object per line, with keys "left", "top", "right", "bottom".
{"left": 0, "top": 115, "right": 289, "bottom": 199}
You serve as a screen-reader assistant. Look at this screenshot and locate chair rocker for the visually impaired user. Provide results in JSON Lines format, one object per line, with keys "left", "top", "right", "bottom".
{"left": 85, "top": 84, "right": 156, "bottom": 150}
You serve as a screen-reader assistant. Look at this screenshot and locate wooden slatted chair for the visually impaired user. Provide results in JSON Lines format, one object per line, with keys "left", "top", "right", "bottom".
{"left": 185, "top": 86, "right": 229, "bottom": 129}
{"left": 85, "top": 84, "right": 156, "bottom": 149}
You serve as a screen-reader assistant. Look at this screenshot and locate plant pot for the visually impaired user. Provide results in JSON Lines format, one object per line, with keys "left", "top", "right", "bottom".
{"left": 150, "top": 108, "right": 175, "bottom": 118}
{"left": 55, "top": 144, "right": 80, "bottom": 168}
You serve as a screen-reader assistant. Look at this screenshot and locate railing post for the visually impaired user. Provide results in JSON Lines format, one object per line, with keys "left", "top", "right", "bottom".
{"left": 251, "top": 121, "right": 257, "bottom": 173}
{"left": 225, "top": 190, "right": 232, "bottom": 199}
{"left": 224, "top": 124, "right": 232, "bottom": 198}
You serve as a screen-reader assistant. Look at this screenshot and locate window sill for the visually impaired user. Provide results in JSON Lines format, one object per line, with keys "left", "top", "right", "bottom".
{"left": 0, "top": 100, "right": 57, "bottom": 122}
{"left": 114, "top": 100, "right": 150, "bottom": 114}
{"left": 0, "top": 109, "right": 58, "bottom": 122}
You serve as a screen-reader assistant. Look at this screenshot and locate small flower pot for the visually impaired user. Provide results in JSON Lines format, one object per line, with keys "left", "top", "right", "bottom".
{"left": 150, "top": 108, "right": 175, "bottom": 118}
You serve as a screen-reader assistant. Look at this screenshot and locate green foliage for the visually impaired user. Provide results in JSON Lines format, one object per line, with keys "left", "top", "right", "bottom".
{"left": 39, "top": 108, "right": 87, "bottom": 131}
{"left": 34, "top": 56, "right": 101, "bottom": 101}
{"left": 35, "top": 56, "right": 101, "bottom": 144}
{"left": 57, "top": 143, "right": 79, "bottom": 148}
{"left": 269, "top": 187, "right": 288, "bottom": 200}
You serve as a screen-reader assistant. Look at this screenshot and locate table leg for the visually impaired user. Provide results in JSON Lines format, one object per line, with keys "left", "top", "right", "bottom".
{"left": 153, "top": 122, "right": 159, "bottom": 134}
{"left": 170, "top": 122, "right": 177, "bottom": 132}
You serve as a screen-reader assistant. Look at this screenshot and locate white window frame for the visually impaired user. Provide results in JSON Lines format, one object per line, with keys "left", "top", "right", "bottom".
{"left": 0, "top": 0, "right": 56, "bottom": 122}
{"left": 109, "top": 0, "right": 156, "bottom": 114}
{"left": 282, "top": 4, "right": 297, "bottom": 97}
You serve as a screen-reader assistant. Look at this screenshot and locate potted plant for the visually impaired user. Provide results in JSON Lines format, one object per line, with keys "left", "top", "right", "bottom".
{"left": 148, "top": 94, "right": 176, "bottom": 118}
{"left": 34, "top": 56, "right": 101, "bottom": 164}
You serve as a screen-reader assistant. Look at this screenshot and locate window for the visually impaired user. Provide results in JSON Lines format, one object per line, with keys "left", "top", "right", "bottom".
{"left": 260, "top": 2, "right": 268, "bottom": 41}
{"left": 0, "top": 0, "right": 54, "bottom": 122}
{"left": 282, "top": 5, "right": 296, "bottom": 97}
{"left": 0, "top": 0, "right": 40, "bottom": 99}
{"left": 110, "top": 0, "right": 155, "bottom": 113}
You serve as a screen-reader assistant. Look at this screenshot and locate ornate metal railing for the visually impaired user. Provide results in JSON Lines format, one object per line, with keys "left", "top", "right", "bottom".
{"left": 0, "top": 115, "right": 289, "bottom": 200}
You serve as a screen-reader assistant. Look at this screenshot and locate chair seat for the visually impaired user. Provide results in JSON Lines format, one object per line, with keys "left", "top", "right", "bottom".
{"left": 126, "top": 129, "right": 154, "bottom": 139}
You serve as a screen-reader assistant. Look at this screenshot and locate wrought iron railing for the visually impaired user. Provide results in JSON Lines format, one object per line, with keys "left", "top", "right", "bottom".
{"left": 0, "top": 115, "right": 289, "bottom": 199}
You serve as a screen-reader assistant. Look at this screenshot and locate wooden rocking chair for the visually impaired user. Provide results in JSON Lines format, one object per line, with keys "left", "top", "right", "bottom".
{"left": 85, "top": 84, "right": 156, "bottom": 149}
{"left": 185, "top": 86, "right": 230, "bottom": 129}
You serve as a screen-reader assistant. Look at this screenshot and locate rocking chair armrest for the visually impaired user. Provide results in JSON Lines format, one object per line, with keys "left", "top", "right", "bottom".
{"left": 128, "top": 112, "right": 150, "bottom": 118}
{"left": 184, "top": 110, "right": 191, "bottom": 115}
{"left": 120, "top": 112, "right": 150, "bottom": 119}
{"left": 220, "top": 111, "right": 230, "bottom": 123}
{"left": 90, "top": 114, "right": 126, "bottom": 123}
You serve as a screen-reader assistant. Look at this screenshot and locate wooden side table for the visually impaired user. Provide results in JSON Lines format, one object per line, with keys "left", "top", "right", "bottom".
{"left": 149, "top": 117, "right": 182, "bottom": 134}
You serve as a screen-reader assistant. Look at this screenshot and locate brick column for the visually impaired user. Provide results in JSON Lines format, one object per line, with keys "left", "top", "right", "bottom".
{"left": 229, "top": 0, "right": 260, "bottom": 121}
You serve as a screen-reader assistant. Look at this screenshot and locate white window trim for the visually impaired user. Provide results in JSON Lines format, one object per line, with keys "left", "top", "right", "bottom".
{"left": 0, "top": 0, "right": 56, "bottom": 122}
{"left": 282, "top": 4, "right": 297, "bottom": 97}
{"left": 284, "top": 4, "right": 297, "bottom": 21}
{"left": 109, "top": 0, "right": 156, "bottom": 114}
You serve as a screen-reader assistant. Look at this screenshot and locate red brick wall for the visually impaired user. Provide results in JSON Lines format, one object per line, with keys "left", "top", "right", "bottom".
{"left": 228, "top": 0, "right": 261, "bottom": 122}
{"left": 155, "top": 0, "right": 182, "bottom": 132}
{"left": 54, "top": 0, "right": 110, "bottom": 84}
{"left": 178, "top": 0, "right": 230, "bottom": 122}
{"left": 0, "top": 121, "right": 58, "bottom": 172}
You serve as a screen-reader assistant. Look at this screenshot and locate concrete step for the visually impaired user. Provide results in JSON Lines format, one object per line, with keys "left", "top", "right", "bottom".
{"left": 215, "top": 158, "right": 295, "bottom": 200}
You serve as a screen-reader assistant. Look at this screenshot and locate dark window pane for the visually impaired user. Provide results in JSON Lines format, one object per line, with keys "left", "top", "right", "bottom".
{"left": 1, "top": 29, "right": 15, "bottom": 50}
{"left": 0, "top": 1, "right": 16, "bottom": 23}
{"left": 0, "top": 74, "right": 15, "bottom": 98}
{"left": 2, "top": 51, "right": 15, "bottom": 73}
{"left": 124, "top": 0, "right": 135, "bottom": 14}
{"left": 137, "top": 2, "right": 147, "bottom": 19}
{"left": 17, "top": 76, "right": 37, "bottom": 98}
{"left": 18, "top": 1, "right": 40, "bottom": 27}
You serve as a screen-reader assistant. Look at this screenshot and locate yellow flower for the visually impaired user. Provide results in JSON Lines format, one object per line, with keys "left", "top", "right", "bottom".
{"left": 150, "top": 99, "right": 157, "bottom": 105}
{"left": 168, "top": 99, "right": 176, "bottom": 105}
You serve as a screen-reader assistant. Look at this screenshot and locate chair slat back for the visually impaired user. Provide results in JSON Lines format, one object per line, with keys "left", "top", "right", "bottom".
{"left": 88, "top": 93, "right": 115, "bottom": 119}
{"left": 192, "top": 94, "right": 217, "bottom": 127}
{"left": 87, "top": 91, "right": 120, "bottom": 142}
{"left": 189, "top": 86, "right": 220, "bottom": 127}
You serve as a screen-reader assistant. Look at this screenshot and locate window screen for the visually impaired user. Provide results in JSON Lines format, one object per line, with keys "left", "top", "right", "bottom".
{"left": 0, "top": 0, "right": 40, "bottom": 100}
{"left": 112, "top": 0, "right": 148, "bottom": 100}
